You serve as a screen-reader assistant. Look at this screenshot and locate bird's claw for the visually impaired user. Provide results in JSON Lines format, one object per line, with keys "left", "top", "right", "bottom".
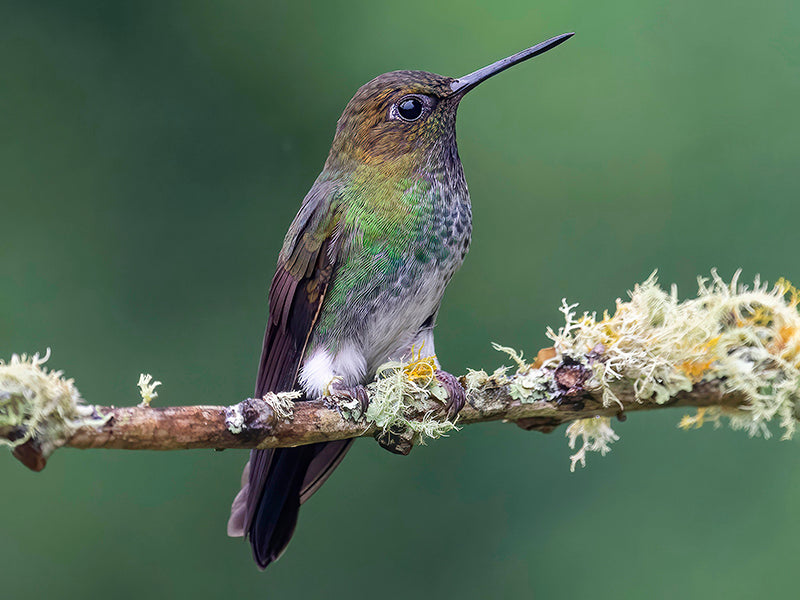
{"left": 435, "top": 369, "right": 466, "bottom": 419}
{"left": 329, "top": 380, "right": 370, "bottom": 417}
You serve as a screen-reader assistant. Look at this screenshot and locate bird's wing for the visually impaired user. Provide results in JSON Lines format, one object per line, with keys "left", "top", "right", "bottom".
{"left": 228, "top": 180, "right": 353, "bottom": 568}
{"left": 250, "top": 178, "right": 341, "bottom": 396}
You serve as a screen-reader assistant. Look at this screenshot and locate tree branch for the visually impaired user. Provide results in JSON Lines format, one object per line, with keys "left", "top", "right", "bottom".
{"left": 61, "top": 371, "right": 745, "bottom": 453}
{"left": 3, "top": 271, "right": 798, "bottom": 471}
{"left": 3, "top": 353, "right": 748, "bottom": 472}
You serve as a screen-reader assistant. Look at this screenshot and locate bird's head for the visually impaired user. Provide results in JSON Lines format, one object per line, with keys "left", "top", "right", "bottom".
{"left": 324, "top": 33, "right": 574, "bottom": 170}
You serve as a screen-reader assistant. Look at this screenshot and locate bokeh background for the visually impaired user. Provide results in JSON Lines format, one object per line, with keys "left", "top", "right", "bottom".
{"left": 2, "top": 1, "right": 799, "bottom": 598}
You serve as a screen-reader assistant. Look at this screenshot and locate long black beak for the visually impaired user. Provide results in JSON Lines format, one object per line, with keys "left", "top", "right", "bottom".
{"left": 450, "top": 32, "right": 574, "bottom": 96}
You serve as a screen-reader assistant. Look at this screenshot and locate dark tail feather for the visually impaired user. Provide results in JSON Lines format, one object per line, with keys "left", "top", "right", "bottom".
{"left": 300, "top": 439, "right": 354, "bottom": 503}
{"left": 249, "top": 446, "right": 316, "bottom": 569}
{"left": 230, "top": 440, "right": 354, "bottom": 569}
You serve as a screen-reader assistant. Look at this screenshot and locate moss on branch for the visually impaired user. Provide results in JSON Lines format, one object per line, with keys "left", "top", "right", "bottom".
{"left": 3, "top": 271, "right": 799, "bottom": 472}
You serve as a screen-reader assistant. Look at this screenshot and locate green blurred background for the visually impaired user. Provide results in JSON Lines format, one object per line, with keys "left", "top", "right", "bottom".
{"left": 2, "top": 1, "right": 799, "bottom": 598}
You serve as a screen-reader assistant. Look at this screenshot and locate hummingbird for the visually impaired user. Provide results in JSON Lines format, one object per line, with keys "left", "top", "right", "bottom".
{"left": 227, "top": 32, "right": 574, "bottom": 569}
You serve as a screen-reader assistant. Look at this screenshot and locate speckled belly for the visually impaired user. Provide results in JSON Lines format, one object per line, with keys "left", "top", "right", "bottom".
{"left": 304, "top": 191, "right": 472, "bottom": 388}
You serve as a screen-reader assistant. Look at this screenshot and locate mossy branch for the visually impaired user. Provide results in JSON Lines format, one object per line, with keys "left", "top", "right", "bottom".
{"left": 3, "top": 271, "right": 799, "bottom": 472}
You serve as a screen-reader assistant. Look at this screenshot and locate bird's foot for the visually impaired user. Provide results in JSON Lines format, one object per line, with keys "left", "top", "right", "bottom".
{"left": 327, "top": 380, "right": 370, "bottom": 419}
{"left": 373, "top": 370, "right": 464, "bottom": 456}
{"left": 435, "top": 369, "right": 466, "bottom": 419}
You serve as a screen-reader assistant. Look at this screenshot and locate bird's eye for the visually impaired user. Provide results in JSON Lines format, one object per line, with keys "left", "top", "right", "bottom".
{"left": 397, "top": 96, "right": 424, "bottom": 121}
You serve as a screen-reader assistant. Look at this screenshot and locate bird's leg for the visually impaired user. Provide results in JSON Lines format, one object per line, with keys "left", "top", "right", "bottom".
{"left": 434, "top": 370, "right": 466, "bottom": 419}
{"left": 374, "top": 370, "right": 464, "bottom": 456}
{"left": 326, "top": 379, "right": 413, "bottom": 455}
{"left": 327, "top": 379, "right": 370, "bottom": 418}
{"left": 406, "top": 316, "right": 465, "bottom": 419}
{"left": 326, "top": 380, "right": 415, "bottom": 455}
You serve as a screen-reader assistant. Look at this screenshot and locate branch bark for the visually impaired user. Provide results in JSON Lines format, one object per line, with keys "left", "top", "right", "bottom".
{"left": 6, "top": 272, "right": 794, "bottom": 472}
{"left": 2, "top": 346, "right": 753, "bottom": 472}
{"left": 55, "top": 357, "right": 745, "bottom": 458}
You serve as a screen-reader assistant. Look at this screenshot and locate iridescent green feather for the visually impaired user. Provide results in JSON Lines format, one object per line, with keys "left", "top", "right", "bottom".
{"left": 313, "top": 169, "right": 446, "bottom": 343}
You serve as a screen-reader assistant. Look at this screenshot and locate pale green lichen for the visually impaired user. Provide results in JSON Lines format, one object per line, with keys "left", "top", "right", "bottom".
{"left": 464, "top": 368, "right": 490, "bottom": 395}
{"left": 481, "top": 271, "right": 800, "bottom": 469}
{"left": 0, "top": 350, "right": 106, "bottom": 453}
{"left": 492, "top": 343, "right": 551, "bottom": 401}
{"left": 364, "top": 356, "right": 457, "bottom": 443}
{"left": 492, "top": 343, "right": 528, "bottom": 371}
{"left": 566, "top": 416, "right": 620, "bottom": 472}
{"left": 263, "top": 390, "right": 301, "bottom": 420}
{"left": 137, "top": 373, "right": 161, "bottom": 407}
{"left": 8, "top": 271, "right": 796, "bottom": 471}
{"left": 225, "top": 404, "right": 246, "bottom": 434}
{"left": 464, "top": 365, "right": 509, "bottom": 397}
{"left": 508, "top": 368, "right": 551, "bottom": 402}
{"left": 547, "top": 270, "right": 800, "bottom": 467}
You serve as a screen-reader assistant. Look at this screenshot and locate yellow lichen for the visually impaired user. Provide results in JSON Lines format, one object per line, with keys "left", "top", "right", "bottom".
{"left": 404, "top": 352, "right": 438, "bottom": 386}
{"left": 678, "top": 337, "right": 721, "bottom": 382}
{"left": 678, "top": 407, "right": 721, "bottom": 430}
{"left": 364, "top": 353, "right": 456, "bottom": 443}
{"left": 776, "top": 277, "right": 800, "bottom": 309}
{"left": 545, "top": 270, "right": 800, "bottom": 465}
